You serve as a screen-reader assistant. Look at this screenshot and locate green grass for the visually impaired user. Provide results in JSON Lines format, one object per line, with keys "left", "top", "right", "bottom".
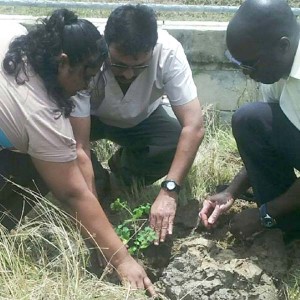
{"left": 1, "top": 0, "right": 299, "bottom": 22}
{"left": 285, "top": 272, "right": 300, "bottom": 300}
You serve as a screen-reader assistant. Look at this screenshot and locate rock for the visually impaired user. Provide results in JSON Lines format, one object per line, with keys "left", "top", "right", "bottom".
{"left": 230, "top": 259, "right": 263, "bottom": 283}
{"left": 159, "top": 235, "right": 279, "bottom": 300}
{"left": 246, "top": 229, "right": 288, "bottom": 277}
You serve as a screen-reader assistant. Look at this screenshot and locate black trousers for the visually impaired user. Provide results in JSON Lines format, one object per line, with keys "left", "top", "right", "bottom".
{"left": 90, "top": 104, "right": 181, "bottom": 187}
{"left": 232, "top": 102, "right": 300, "bottom": 231}
{"left": 0, "top": 150, "right": 48, "bottom": 230}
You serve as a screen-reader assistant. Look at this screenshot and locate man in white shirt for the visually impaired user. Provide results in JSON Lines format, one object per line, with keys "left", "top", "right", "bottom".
{"left": 71, "top": 4, "right": 204, "bottom": 245}
{"left": 199, "top": 0, "right": 300, "bottom": 237}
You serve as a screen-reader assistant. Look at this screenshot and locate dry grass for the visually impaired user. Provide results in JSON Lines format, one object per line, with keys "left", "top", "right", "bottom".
{"left": 184, "top": 107, "right": 240, "bottom": 202}
{"left": 0, "top": 185, "right": 148, "bottom": 299}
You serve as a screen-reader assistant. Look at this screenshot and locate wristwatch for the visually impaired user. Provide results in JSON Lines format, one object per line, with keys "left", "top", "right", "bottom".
{"left": 161, "top": 180, "right": 181, "bottom": 194}
{"left": 259, "top": 203, "right": 277, "bottom": 228}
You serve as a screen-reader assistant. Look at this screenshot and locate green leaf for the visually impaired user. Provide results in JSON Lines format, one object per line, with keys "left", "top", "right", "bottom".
{"left": 113, "top": 203, "right": 156, "bottom": 255}
{"left": 110, "top": 198, "right": 129, "bottom": 212}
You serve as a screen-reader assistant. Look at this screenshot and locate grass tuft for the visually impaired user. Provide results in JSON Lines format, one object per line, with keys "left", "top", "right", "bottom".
{"left": 0, "top": 184, "right": 148, "bottom": 299}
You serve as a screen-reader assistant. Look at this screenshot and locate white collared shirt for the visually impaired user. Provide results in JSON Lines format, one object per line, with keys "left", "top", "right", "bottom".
{"left": 261, "top": 40, "right": 300, "bottom": 130}
{"left": 71, "top": 29, "right": 197, "bottom": 128}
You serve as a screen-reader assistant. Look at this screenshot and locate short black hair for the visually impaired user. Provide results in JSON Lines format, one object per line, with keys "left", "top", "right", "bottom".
{"left": 104, "top": 4, "right": 158, "bottom": 55}
{"left": 227, "top": 0, "right": 299, "bottom": 47}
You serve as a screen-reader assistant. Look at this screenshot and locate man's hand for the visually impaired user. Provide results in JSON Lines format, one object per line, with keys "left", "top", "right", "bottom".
{"left": 115, "top": 255, "right": 156, "bottom": 296}
{"left": 149, "top": 190, "right": 177, "bottom": 245}
{"left": 199, "top": 191, "right": 235, "bottom": 229}
{"left": 229, "top": 207, "right": 264, "bottom": 239}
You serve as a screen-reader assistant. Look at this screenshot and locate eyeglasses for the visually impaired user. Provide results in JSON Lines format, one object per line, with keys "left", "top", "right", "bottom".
{"left": 225, "top": 50, "right": 259, "bottom": 72}
{"left": 107, "top": 50, "right": 150, "bottom": 74}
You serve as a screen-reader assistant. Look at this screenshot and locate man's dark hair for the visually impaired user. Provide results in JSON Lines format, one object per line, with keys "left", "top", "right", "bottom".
{"left": 3, "top": 9, "right": 107, "bottom": 117}
{"left": 104, "top": 4, "right": 158, "bottom": 55}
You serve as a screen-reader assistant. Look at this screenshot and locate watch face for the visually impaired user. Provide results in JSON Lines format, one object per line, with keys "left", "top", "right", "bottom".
{"left": 262, "top": 215, "right": 277, "bottom": 228}
{"left": 166, "top": 181, "right": 176, "bottom": 190}
{"left": 161, "top": 180, "right": 180, "bottom": 194}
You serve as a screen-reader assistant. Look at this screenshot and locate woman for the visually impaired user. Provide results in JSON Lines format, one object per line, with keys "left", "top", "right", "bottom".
{"left": 0, "top": 9, "right": 154, "bottom": 295}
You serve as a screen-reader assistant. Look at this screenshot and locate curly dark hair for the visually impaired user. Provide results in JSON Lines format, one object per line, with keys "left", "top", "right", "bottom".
{"left": 104, "top": 4, "right": 158, "bottom": 55}
{"left": 3, "top": 9, "right": 107, "bottom": 117}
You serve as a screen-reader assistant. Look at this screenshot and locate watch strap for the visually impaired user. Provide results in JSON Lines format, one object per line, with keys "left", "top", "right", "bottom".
{"left": 259, "top": 203, "right": 267, "bottom": 217}
{"left": 259, "top": 203, "right": 277, "bottom": 228}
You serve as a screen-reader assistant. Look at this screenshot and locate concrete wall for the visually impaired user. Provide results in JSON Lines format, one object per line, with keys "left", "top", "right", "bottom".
{"left": 162, "top": 21, "right": 260, "bottom": 120}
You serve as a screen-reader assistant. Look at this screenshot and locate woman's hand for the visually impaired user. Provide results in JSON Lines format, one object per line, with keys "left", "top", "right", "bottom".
{"left": 199, "top": 191, "right": 235, "bottom": 229}
{"left": 115, "top": 255, "right": 156, "bottom": 296}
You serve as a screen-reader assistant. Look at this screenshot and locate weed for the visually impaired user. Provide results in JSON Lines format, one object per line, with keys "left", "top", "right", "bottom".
{"left": 110, "top": 198, "right": 157, "bottom": 256}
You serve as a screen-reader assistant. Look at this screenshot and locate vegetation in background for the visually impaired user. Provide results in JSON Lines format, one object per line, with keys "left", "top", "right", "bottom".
{"left": 286, "top": 277, "right": 300, "bottom": 300}
{"left": 285, "top": 266, "right": 300, "bottom": 300}
{"left": 184, "top": 108, "right": 240, "bottom": 201}
{"left": 1, "top": 0, "right": 299, "bottom": 21}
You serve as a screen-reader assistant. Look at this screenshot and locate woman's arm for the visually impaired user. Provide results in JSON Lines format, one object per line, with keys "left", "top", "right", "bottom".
{"left": 31, "top": 157, "right": 155, "bottom": 295}
{"left": 70, "top": 116, "right": 97, "bottom": 196}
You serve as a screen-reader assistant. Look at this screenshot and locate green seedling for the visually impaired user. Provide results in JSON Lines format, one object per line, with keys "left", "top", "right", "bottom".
{"left": 110, "top": 198, "right": 157, "bottom": 256}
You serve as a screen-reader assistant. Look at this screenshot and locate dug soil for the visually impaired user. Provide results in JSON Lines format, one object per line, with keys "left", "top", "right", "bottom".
{"left": 139, "top": 199, "right": 300, "bottom": 300}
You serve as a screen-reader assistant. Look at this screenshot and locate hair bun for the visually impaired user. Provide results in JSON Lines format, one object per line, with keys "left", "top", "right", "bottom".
{"left": 60, "top": 9, "right": 78, "bottom": 25}
{"left": 45, "top": 9, "right": 78, "bottom": 33}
